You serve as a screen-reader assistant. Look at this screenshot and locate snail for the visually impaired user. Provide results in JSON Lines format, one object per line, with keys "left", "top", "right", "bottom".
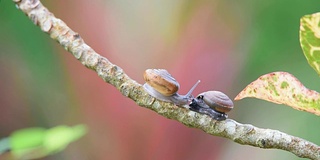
{"left": 189, "top": 91, "right": 234, "bottom": 121}
{"left": 143, "top": 69, "right": 200, "bottom": 105}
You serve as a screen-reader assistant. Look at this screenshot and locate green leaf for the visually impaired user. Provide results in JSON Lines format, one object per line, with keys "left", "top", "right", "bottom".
{"left": 300, "top": 12, "right": 320, "bottom": 75}
{"left": 44, "top": 124, "right": 87, "bottom": 154}
{"left": 9, "top": 124, "right": 87, "bottom": 159}
{"left": 10, "top": 128, "right": 46, "bottom": 151}
{"left": 235, "top": 72, "right": 320, "bottom": 116}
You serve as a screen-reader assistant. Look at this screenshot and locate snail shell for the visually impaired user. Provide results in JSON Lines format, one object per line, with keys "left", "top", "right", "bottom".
{"left": 199, "top": 91, "right": 234, "bottom": 113}
{"left": 143, "top": 69, "right": 179, "bottom": 96}
{"left": 143, "top": 69, "right": 200, "bottom": 105}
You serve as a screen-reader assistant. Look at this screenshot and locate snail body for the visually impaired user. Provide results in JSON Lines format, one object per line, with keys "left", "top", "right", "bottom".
{"left": 189, "top": 91, "right": 234, "bottom": 121}
{"left": 143, "top": 69, "right": 200, "bottom": 105}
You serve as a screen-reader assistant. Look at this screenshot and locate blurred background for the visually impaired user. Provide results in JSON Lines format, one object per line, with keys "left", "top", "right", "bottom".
{"left": 1, "top": 0, "right": 320, "bottom": 159}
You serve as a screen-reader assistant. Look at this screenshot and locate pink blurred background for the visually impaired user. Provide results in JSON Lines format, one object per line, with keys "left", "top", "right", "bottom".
{"left": 1, "top": 0, "right": 320, "bottom": 159}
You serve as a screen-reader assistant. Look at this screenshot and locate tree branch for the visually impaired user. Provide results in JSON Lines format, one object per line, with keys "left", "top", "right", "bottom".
{"left": 13, "top": 0, "right": 320, "bottom": 159}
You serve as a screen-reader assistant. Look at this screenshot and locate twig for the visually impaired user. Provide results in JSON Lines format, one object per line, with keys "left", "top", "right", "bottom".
{"left": 12, "top": 0, "right": 320, "bottom": 159}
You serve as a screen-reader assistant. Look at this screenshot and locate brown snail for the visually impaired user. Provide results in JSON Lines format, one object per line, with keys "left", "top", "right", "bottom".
{"left": 189, "top": 91, "right": 234, "bottom": 121}
{"left": 143, "top": 69, "right": 200, "bottom": 105}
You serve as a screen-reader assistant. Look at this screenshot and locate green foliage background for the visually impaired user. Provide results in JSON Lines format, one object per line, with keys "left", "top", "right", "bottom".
{"left": 0, "top": 0, "right": 320, "bottom": 159}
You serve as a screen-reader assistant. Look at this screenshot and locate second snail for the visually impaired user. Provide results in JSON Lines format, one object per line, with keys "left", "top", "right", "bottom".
{"left": 189, "top": 91, "right": 234, "bottom": 121}
{"left": 142, "top": 69, "right": 234, "bottom": 121}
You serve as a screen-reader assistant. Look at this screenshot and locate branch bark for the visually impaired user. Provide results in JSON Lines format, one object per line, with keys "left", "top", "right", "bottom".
{"left": 12, "top": 0, "right": 320, "bottom": 159}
